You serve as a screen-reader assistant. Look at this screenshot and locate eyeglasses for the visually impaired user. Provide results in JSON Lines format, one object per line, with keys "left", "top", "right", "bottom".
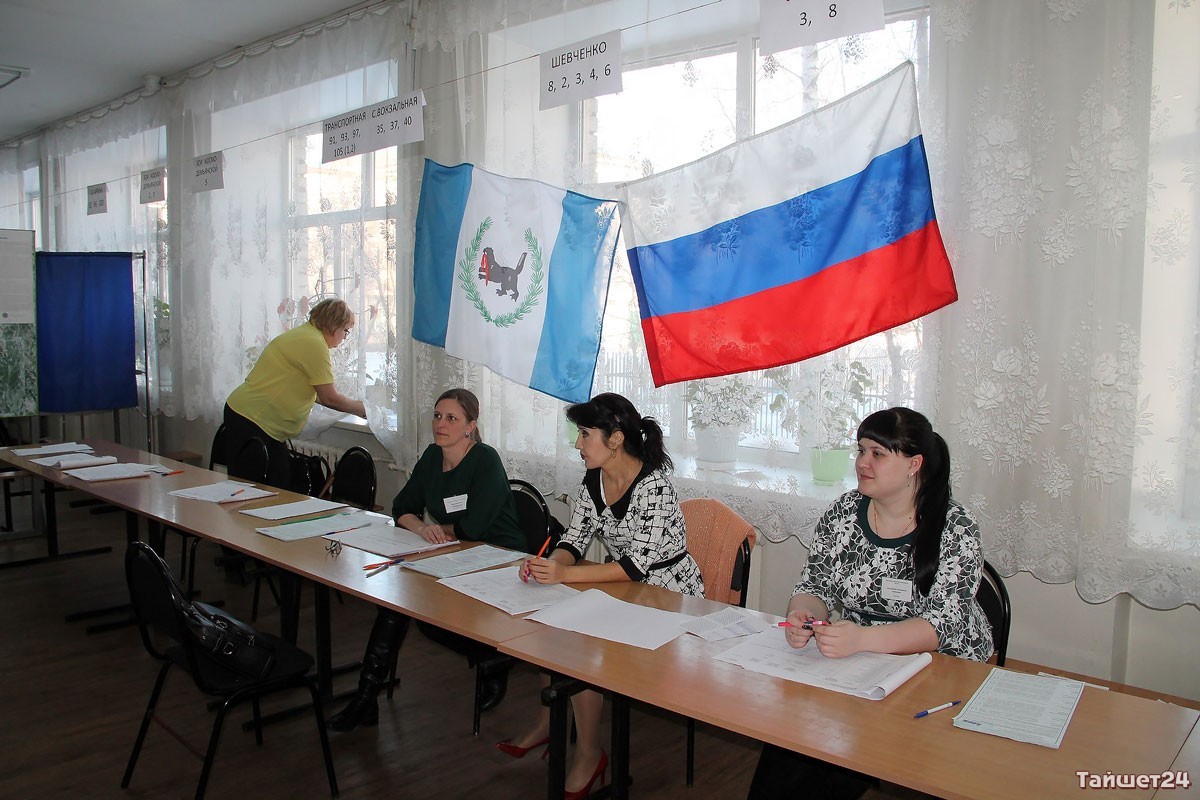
{"left": 343, "top": 327, "right": 353, "bottom": 336}
{"left": 325, "top": 540, "right": 342, "bottom": 558}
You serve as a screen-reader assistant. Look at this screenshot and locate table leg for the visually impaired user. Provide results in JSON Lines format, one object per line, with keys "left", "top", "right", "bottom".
{"left": 314, "top": 583, "right": 333, "bottom": 699}
{"left": 0, "top": 478, "right": 111, "bottom": 570}
{"left": 279, "top": 572, "right": 301, "bottom": 645}
{"left": 610, "top": 694, "right": 630, "bottom": 800}
{"left": 543, "top": 674, "right": 572, "bottom": 800}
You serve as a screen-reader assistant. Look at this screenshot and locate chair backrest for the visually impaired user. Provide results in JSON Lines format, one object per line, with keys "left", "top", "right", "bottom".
{"left": 976, "top": 560, "right": 1011, "bottom": 667}
{"left": 681, "top": 498, "right": 756, "bottom": 607}
{"left": 509, "top": 479, "right": 555, "bottom": 555}
{"left": 229, "top": 437, "right": 270, "bottom": 483}
{"left": 208, "top": 423, "right": 229, "bottom": 471}
{"left": 328, "top": 446, "right": 377, "bottom": 510}
{"left": 125, "top": 541, "right": 190, "bottom": 662}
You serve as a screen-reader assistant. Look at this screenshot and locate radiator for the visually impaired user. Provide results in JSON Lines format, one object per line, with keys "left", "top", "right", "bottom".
{"left": 290, "top": 439, "right": 394, "bottom": 470}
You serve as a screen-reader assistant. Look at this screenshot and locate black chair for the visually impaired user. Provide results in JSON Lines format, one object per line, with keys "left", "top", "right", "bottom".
{"left": 122, "top": 542, "right": 338, "bottom": 800}
{"left": 179, "top": 424, "right": 230, "bottom": 594}
{"left": 977, "top": 559, "right": 1011, "bottom": 666}
{"left": 226, "top": 438, "right": 279, "bottom": 620}
{"left": 325, "top": 446, "right": 377, "bottom": 511}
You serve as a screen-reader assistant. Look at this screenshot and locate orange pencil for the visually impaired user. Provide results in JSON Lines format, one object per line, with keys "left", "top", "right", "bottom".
{"left": 521, "top": 535, "right": 553, "bottom": 582}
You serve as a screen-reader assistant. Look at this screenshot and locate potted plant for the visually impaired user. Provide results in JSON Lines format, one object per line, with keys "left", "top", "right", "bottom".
{"left": 687, "top": 375, "right": 758, "bottom": 468}
{"left": 767, "top": 357, "right": 873, "bottom": 484}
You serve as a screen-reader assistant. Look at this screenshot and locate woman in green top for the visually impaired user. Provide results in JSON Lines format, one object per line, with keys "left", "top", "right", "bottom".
{"left": 327, "top": 388, "right": 525, "bottom": 732}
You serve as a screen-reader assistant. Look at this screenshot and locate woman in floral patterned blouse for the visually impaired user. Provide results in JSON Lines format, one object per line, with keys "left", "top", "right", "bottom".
{"left": 501, "top": 392, "right": 703, "bottom": 799}
{"left": 747, "top": 406, "right": 993, "bottom": 800}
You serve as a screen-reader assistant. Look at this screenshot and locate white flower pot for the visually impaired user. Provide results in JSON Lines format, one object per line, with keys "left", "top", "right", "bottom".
{"left": 695, "top": 426, "right": 741, "bottom": 470}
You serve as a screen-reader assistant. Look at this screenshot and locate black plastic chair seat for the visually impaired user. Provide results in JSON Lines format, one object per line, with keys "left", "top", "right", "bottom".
{"left": 163, "top": 631, "right": 314, "bottom": 694}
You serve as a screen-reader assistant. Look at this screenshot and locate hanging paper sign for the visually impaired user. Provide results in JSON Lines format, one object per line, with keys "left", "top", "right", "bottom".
{"left": 140, "top": 167, "right": 166, "bottom": 204}
{"left": 758, "top": 0, "right": 884, "bottom": 56}
{"left": 188, "top": 151, "right": 224, "bottom": 193}
{"left": 86, "top": 183, "right": 107, "bottom": 215}
{"left": 321, "top": 91, "right": 425, "bottom": 164}
{"left": 540, "top": 30, "right": 623, "bottom": 111}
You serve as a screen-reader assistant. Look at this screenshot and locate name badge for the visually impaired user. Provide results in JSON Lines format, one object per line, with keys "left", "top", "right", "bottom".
{"left": 881, "top": 577, "right": 913, "bottom": 602}
{"left": 444, "top": 493, "right": 468, "bottom": 513}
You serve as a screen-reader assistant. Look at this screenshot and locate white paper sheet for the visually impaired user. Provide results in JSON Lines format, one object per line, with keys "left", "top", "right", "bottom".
{"left": 438, "top": 566, "right": 579, "bottom": 615}
{"left": 324, "top": 521, "right": 458, "bottom": 558}
{"left": 12, "top": 442, "right": 93, "bottom": 457}
{"left": 30, "top": 453, "right": 117, "bottom": 469}
{"left": 952, "top": 668, "right": 1084, "bottom": 748}
{"left": 714, "top": 629, "right": 932, "bottom": 700}
{"left": 62, "top": 462, "right": 157, "bottom": 482}
{"left": 168, "top": 481, "right": 277, "bottom": 503}
{"left": 681, "top": 607, "right": 776, "bottom": 642}
{"left": 256, "top": 509, "right": 372, "bottom": 541}
{"left": 526, "top": 588, "right": 697, "bottom": 650}
{"left": 239, "top": 497, "right": 348, "bottom": 520}
{"left": 400, "top": 545, "right": 523, "bottom": 579}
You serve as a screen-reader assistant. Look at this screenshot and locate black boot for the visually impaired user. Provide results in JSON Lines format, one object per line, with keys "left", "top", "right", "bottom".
{"left": 328, "top": 610, "right": 410, "bottom": 732}
{"left": 478, "top": 669, "right": 508, "bottom": 712}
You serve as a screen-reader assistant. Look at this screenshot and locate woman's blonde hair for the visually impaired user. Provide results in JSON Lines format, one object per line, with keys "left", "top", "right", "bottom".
{"left": 308, "top": 298, "right": 355, "bottom": 336}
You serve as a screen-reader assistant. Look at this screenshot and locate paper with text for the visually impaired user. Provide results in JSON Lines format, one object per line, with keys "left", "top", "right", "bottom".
{"left": 325, "top": 519, "right": 458, "bottom": 558}
{"left": 682, "top": 607, "right": 777, "bottom": 642}
{"left": 240, "top": 497, "right": 348, "bottom": 520}
{"left": 31, "top": 453, "right": 117, "bottom": 469}
{"left": 952, "top": 668, "right": 1083, "bottom": 748}
{"left": 714, "top": 629, "right": 932, "bottom": 700}
{"left": 527, "top": 588, "right": 697, "bottom": 650}
{"left": 439, "top": 566, "right": 579, "bottom": 615}
{"left": 400, "top": 545, "right": 525, "bottom": 579}
{"left": 169, "top": 481, "right": 277, "bottom": 504}
{"left": 13, "top": 442, "right": 93, "bottom": 457}
{"left": 257, "top": 509, "right": 371, "bottom": 541}
{"left": 63, "top": 463, "right": 157, "bottom": 482}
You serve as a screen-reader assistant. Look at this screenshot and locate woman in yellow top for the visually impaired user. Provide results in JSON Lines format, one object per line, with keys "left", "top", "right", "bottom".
{"left": 223, "top": 298, "right": 365, "bottom": 489}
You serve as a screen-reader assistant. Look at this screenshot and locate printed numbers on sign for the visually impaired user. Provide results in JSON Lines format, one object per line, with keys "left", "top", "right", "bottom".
{"left": 795, "top": 5, "right": 838, "bottom": 26}
{"left": 332, "top": 145, "right": 356, "bottom": 159}
{"left": 547, "top": 63, "right": 611, "bottom": 93}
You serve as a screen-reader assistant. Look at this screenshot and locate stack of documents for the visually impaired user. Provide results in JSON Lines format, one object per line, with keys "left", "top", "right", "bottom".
{"left": 12, "top": 442, "right": 93, "bottom": 457}
{"left": 169, "top": 481, "right": 277, "bottom": 503}
{"left": 323, "top": 517, "right": 458, "bottom": 558}
{"left": 439, "top": 566, "right": 578, "bottom": 615}
{"left": 240, "top": 497, "right": 347, "bottom": 521}
{"left": 682, "top": 607, "right": 775, "bottom": 642}
{"left": 256, "top": 509, "right": 373, "bottom": 542}
{"left": 714, "top": 629, "right": 932, "bottom": 700}
{"left": 63, "top": 462, "right": 158, "bottom": 482}
{"left": 31, "top": 453, "right": 117, "bottom": 469}
{"left": 952, "top": 668, "right": 1083, "bottom": 748}
{"left": 401, "top": 545, "right": 523, "bottom": 579}
{"left": 527, "top": 588, "right": 698, "bottom": 650}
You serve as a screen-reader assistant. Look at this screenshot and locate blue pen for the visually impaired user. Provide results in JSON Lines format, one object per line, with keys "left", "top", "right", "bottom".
{"left": 913, "top": 700, "right": 961, "bottom": 718}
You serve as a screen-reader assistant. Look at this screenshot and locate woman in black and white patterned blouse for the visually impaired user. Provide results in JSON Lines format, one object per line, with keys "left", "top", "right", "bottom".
{"left": 747, "top": 406, "right": 993, "bottom": 800}
{"left": 501, "top": 392, "right": 703, "bottom": 799}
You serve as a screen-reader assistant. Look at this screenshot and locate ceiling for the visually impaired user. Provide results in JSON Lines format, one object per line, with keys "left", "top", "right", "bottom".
{"left": 0, "top": 0, "right": 372, "bottom": 144}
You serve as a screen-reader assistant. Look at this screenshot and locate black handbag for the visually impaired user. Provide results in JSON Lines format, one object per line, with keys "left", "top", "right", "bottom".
{"left": 183, "top": 601, "right": 277, "bottom": 679}
{"left": 285, "top": 445, "right": 330, "bottom": 497}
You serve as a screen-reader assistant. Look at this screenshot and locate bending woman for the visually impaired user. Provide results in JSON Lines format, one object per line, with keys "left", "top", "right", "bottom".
{"left": 326, "top": 388, "right": 526, "bottom": 732}
{"left": 223, "top": 298, "right": 365, "bottom": 489}
{"left": 502, "top": 392, "right": 703, "bottom": 800}
{"left": 747, "top": 407, "right": 992, "bottom": 800}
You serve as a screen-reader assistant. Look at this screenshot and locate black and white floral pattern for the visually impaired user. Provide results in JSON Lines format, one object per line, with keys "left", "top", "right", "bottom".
{"left": 794, "top": 491, "right": 993, "bottom": 661}
{"left": 557, "top": 467, "right": 704, "bottom": 597}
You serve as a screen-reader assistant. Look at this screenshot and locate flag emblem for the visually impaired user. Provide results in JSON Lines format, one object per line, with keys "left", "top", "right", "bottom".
{"left": 456, "top": 219, "right": 545, "bottom": 328}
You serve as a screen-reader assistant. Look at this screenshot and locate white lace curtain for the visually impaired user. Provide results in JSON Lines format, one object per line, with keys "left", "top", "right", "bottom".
{"left": 1, "top": 0, "right": 1196, "bottom": 609}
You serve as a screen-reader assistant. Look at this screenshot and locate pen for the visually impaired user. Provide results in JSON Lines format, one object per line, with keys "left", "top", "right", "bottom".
{"left": 365, "top": 564, "right": 391, "bottom": 578}
{"left": 913, "top": 700, "right": 962, "bottom": 718}
{"left": 777, "top": 620, "right": 830, "bottom": 629}
{"left": 363, "top": 558, "right": 406, "bottom": 570}
{"left": 162, "top": 469, "right": 184, "bottom": 476}
{"left": 521, "top": 534, "right": 553, "bottom": 583}
{"left": 229, "top": 488, "right": 246, "bottom": 497}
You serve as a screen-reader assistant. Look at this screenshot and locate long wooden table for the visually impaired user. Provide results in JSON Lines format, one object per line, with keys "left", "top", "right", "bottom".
{"left": 498, "top": 580, "right": 1200, "bottom": 800}
{"left": 6, "top": 440, "right": 1197, "bottom": 799}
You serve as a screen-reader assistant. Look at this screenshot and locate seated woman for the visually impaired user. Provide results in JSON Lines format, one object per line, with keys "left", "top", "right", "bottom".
{"left": 326, "top": 388, "right": 526, "bottom": 732}
{"left": 747, "top": 407, "right": 993, "bottom": 800}
{"left": 501, "top": 392, "right": 703, "bottom": 800}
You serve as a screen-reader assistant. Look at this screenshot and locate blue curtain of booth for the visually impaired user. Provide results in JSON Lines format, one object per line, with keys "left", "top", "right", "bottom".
{"left": 35, "top": 252, "right": 137, "bottom": 413}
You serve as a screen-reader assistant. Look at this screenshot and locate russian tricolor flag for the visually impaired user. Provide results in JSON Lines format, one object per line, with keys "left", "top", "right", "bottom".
{"left": 620, "top": 62, "right": 956, "bottom": 386}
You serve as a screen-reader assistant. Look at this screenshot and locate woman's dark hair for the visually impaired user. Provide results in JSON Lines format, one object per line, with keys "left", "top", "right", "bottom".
{"left": 437, "top": 388, "right": 482, "bottom": 443}
{"left": 856, "top": 407, "right": 951, "bottom": 596}
{"left": 566, "top": 392, "right": 672, "bottom": 472}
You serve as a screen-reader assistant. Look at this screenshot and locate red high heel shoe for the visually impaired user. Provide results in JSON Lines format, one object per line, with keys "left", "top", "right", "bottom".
{"left": 564, "top": 749, "right": 608, "bottom": 800}
{"left": 495, "top": 736, "right": 549, "bottom": 759}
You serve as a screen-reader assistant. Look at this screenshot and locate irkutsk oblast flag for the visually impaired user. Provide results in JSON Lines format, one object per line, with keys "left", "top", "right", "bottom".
{"left": 620, "top": 61, "right": 956, "bottom": 386}
{"left": 412, "top": 160, "right": 621, "bottom": 403}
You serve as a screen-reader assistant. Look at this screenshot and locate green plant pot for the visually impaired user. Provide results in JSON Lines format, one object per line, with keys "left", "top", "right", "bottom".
{"left": 810, "top": 447, "right": 853, "bottom": 485}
